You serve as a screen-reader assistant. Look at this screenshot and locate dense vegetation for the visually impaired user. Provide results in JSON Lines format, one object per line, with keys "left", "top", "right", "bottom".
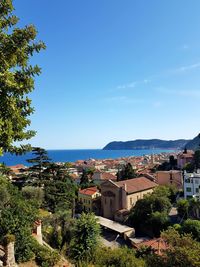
{"left": 129, "top": 186, "right": 175, "bottom": 236}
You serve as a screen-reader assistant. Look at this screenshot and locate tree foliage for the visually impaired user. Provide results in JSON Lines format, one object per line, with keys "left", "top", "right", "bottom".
{"left": 27, "top": 147, "right": 51, "bottom": 179}
{"left": 70, "top": 213, "right": 101, "bottom": 261}
{"left": 0, "top": 175, "right": 38, "bottom": 262}
{"left": 44, "top": 177, "right": 77, "bottom": 213}
{"left": 160, "top": 228, "right": 200, "bottom": 267}
{"left": 181, "top": 219, "right": 200, "bottom": 241}
{"left": 177, "top": 199, "right": 189, "bottom": 220}
{"left": 93, "top": 247, "right": 145, "bottom": 267}
{"left": 117, "top": 163, "right": 137, "bottom": 181}
{"left": 129, "top": 186, "right": 171, "bottom": 236}
{"left": 0, "top": 0, "right": 45, "bottom": 154}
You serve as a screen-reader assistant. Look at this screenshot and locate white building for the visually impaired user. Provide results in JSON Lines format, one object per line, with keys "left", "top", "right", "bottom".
{"left": 184, "top": 171, "right": 200, "bottom": 199}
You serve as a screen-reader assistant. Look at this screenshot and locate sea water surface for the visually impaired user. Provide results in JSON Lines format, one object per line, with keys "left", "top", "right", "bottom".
{"left": 0, "top": 149, "right": 175, "bottom": 166}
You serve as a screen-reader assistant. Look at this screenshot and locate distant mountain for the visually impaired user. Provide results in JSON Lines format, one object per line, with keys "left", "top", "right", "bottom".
{"left": 103, "top": 139, "right": 190, "bottom": 150}
{"left": 186, "top": 134, "right": 200, "bottom": 151}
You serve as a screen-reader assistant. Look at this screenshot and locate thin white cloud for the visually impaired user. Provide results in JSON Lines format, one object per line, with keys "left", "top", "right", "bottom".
{"left": 117, "top": 82, "right": 136, "bottom": 90}
{"left": 173, "top": 62, "right": 200, "bottom": 73}
{"left": 115, "top": 60, "right": 200, "bottom": 93}
{"left": 116, "top": 79, "right": 151, "bottom": 90}
{"left": 157, "top": 87, "right": 200, "bottom": 98}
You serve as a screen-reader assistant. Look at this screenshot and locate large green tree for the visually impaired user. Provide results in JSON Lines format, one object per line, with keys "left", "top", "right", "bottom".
{"left": 129, "top": 186, "right": 171, "bottom": 236}
{"left": 0, "top": 0, "right": 45, "bottom": 155}
{"left": 70, "top": 213, "right": 101, "bottom": 261}
{"left": 27, "top": 147, "right": 51, "bottom": 179}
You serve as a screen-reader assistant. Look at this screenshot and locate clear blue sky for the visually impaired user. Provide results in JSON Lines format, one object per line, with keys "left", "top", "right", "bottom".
{"left": 14, "top": 0, "right": 200, "bottom": 149}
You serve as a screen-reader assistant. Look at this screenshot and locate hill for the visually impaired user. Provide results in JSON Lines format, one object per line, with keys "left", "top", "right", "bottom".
{"left": 186, "top": 134, "right": 200, "bottom": 151}
{"left": 103, "top": 139, "right": 190, "bottom": 150}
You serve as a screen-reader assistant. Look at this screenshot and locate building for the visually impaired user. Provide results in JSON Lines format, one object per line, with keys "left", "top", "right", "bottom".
{"left": 132, "top": 238, "right": 168, "bottom": 255}
{"left": 101, "top": 177, "right": 158, "bottom": 221}
{"left": 156, "top": 170, "right": 183, "bottom": 189}
{"left": 93, "top": 171, "right": 117, "bottom": 183}
{"left": 177, "top": 150, "right": 194, "bottom": 169}
{"left": 184, "top": 171, "right": 200, "bottom": 200}
{"left": 78, "top": 186, "right": 101, "bottom": 212}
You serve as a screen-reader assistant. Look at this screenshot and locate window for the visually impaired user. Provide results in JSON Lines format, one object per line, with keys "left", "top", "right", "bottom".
{"left": 196, "top": 188, "right": 199, "bottom": 193}
{"left": 105, "top": 198, "right": 107, "bottom": 204}
{"left": 195, "top": 180, "right": 199, "bottom": 184}
{"left": 130, "top": 198, "right": 133, "bottom": 205}
{"left": 186, "top": 187, "right": 192, "bottom": 192}
{"left": 185, "top": 178, "right": 190, "bottom": 183}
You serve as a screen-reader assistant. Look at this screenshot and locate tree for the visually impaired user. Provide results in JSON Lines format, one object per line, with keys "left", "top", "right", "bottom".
{"left": 181, "top": 219, "right": 200, "bottom": 241}
{"left": 0, "top": 163, "right": 12, "bottom": 176}
{"left": 70, "top": 213, "right": 100, "bottom": 261}
{"left": 93, "top": 247, "right": 145, "bottom": 267}
{"left": 0, "top": 176, "right": 39, "bottom": 262}
{"left": 80, "top": 169, "right": 89, "bottom": 185}
{"left": 160, "top": 228, "right": 200, "bottom": 267}
{"left": 194, "top": 150, "right": 200, "bottom": 170}
{"left": 169, "top": 155, "right": 177, "bottom": 170}
{"left": 0, "top": 0, "right": 45, "bottom": 155}
{"left": 27, "top": 147, "right": 51, "bottom": 179}
{"left": 79, "top": 168, "right": 92, "bottom": 185}
{"left": 22, "top": 186, "right": 44, "bottom": 206}
{"left": 177, "top": 199, "right": 189, "bottom": 220}
{"left": 149, "top": 211, "right": 169, "bottom": 237}
{"left": 44, "top": 178, "right": 77, "bottom": 213}
{"left": 189, "top": 197, "right": 200, "bottom": 219}
{"left": 117, "top": 163, "right": 137, "bottom": 181}
{"left": 129, "top": 186, "right": 172, "bottom": 236}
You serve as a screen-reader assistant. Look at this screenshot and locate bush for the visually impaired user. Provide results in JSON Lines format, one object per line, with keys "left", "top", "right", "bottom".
{"left": 31, "top": 238, "right": 60, "bottom": 267}
{"left": 93, "top": 247, "right": 145, "bottom": 267}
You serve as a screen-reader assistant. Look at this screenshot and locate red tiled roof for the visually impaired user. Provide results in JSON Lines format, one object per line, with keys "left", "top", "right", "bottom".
{"left": 116, "top": 177, "right": 158, "bottom": 194}
{"left": 101, "top": 172, "right": 117, "bottom": 180}
{"left": 134, "top": 238, "right": 168, "bottom": 255}
{"left": 79, "top": 187, "right": 98, "bottom": 196}
{"left": 9, "top": 164, "right": 26, "bottom": 169}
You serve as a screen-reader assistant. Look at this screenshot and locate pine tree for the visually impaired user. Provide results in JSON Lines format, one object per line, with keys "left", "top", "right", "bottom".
{"left": 27, "top": 147, "right": 51, "bottom": 178}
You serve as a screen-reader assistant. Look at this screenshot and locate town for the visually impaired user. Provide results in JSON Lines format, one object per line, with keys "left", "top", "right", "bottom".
{"left": 1, "top": 146, "right": 200, "bottom": 266}
{"left": 1, "top": 0, "right": 200, "bottom": 266}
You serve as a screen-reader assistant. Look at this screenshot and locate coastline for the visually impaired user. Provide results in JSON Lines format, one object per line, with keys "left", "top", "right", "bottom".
{"left": 0, "top": 149, "right": 176, "bottom": 166}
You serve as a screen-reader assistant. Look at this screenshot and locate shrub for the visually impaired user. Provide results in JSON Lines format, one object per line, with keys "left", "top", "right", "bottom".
{"left": 31, "top": 238, "right": 60, "bottom": 267}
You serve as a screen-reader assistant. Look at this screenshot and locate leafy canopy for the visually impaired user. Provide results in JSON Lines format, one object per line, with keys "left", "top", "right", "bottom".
{"left": 0, "top": 0, "right": 45, "bottom": 155}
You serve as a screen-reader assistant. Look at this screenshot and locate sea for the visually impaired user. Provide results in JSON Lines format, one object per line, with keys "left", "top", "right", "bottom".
{"left": 0, "top": 149, "right": 175, "bottom": 166}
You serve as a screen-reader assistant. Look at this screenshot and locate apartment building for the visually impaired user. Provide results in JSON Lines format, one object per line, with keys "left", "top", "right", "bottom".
{"left": 183, "top": 171, "right": 200, "bottom": 199}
